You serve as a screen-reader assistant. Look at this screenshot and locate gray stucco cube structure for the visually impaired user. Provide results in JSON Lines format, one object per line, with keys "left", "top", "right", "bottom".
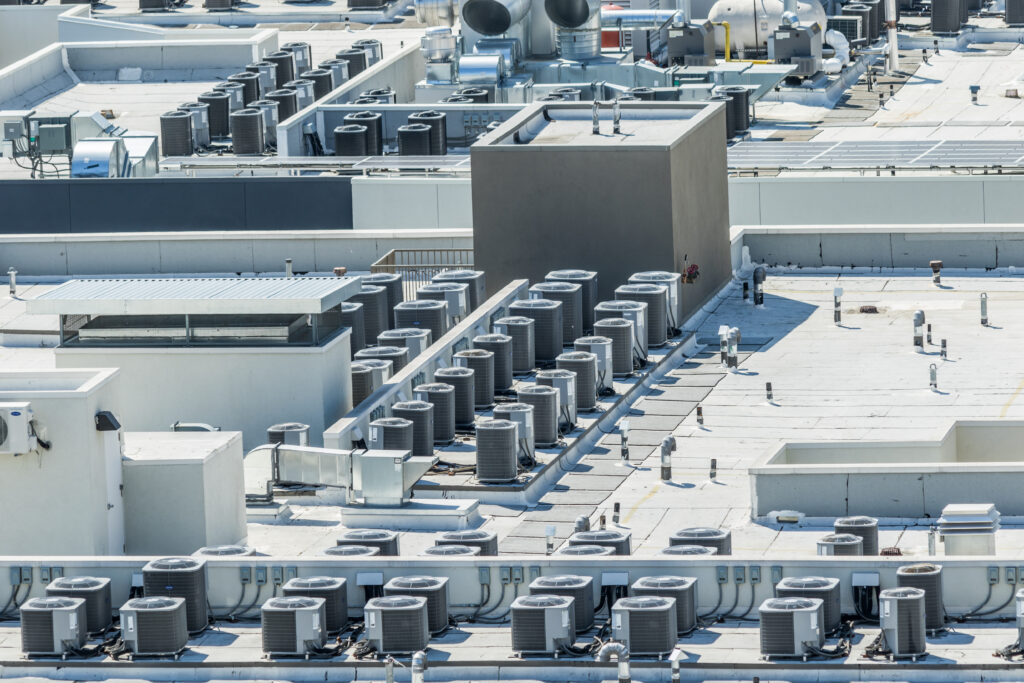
{"left": 470, "top": 101, "right": 732, "bottom": 313}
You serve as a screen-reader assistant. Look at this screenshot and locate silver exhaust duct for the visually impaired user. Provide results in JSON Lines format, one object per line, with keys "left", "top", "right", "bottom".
{"left": 462, "top": 0, "right": 531, "bottom": 35}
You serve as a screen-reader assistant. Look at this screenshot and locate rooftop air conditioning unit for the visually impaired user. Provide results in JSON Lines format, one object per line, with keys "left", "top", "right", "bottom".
{"left": 261, "top": 596, "right": 326, "bottom": 657}
{"left": 142, "top": 557, "right": 208, "bottom": 633}
{"left": 546, "top": 269, "right": 598, "bottom": 332}
{"left": 660, "top": 545, "right": 717, "bottom": 556}
{"left": 834, "top": 516, "right": 878, "bottom": 555}
{"left": 419, "top": 544, "right": 481, "bottom": 556}
{"left": 323, "top": 544, "right": 381, "bottom": 557}
{"left": 193, "top": 545, "right": 256, "bottom": 557}
{"left": 816, "top": 533, "right": 863, "bottom": 556}
{"left": 879, "top": 587, "right": 927, "bottom": 660}
{"left": 282, "top": 577, "right": 348, "bottom": 634}
{"left": 670, "top": 527, "right": 732, "bottom": 554}
{"left": 629, "top": 271, "right": 682, "bottom": 332}
{"left": 896, "top": 563, "right": 944, "bottom": 631}
{"left": 418, "top": 282, "right": 468, "bottom": 320}
{"left": 758, "top": 597, "right": 824, "bottom": 659}
{"left": 435, "top": 530, "right": 498, "bottom": 555}
{"left": 611, "top": 596, "right": 678, "bottom": 655}
{"left": 511, "top": 595, "right": 576, "bottom": 654}
{"left": 775, "top": 577, "right": 841, "bottom": 634}
{"left": 431, "top": 269, "right": 486, "bottom": 310}
{"left": 568, "top": 529, "right": 631, "bottom": 555}
{"left": 631, "top": 576, "right": 697, "bottom": 634}
{"left": 556, "top": 544, "right": 615, "bottom": 556}
{"left": 20, "top": 597, "right": 87, "bottom": 657}
{"left": 0, "top": 402, "right": 36, "bottom": 455}
{"left": 384, "top": 576, "right": 450, "bottom": 634}
{"left": 120, "top": 597, "right": 189, "bottom": 657}
{"left": 364, "top": 596, "right": 431, "bottom": 654}
{"left": 337, "top": 529, "right": 399, "bottom": 556}
{"left": 529, "top": 575, "right": 594, "bottom": 632}
{"left": 46, "top": 576, "right": 112, "bottom": 635}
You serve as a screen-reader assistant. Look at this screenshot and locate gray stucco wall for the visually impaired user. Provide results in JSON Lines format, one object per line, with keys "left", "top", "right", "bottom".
{"left": 471, "top": 105, "right": 732, "bottom": 306}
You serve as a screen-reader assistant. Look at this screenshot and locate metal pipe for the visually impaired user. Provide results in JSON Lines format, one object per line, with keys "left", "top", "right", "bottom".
{"left": 171, "top": 421, "right": 221, "bottom": 432}
{"left": 669, "top": 648, "right": 683, "bottom": 683}
{"left": 7, "top": 268, "right": 15, "bottom": 298}
{"left": 712, "top": 21, "right": 731, "bottom": 61}
{"left": 613, "top": 99, "right": 621, "bottom": 134}
{"left": 885, "top": 0, "right": 899, "bottom": 71}
{"left": 660, "top": 435, "right": 675, "bottom": 480}
{"left": 592, "top": 100, "right": 601, "bottom": 134}
{"left": 596, "top": 642, "right": 630, "bottom": 683}
{"left": 463, "top": 0, "right": 530, "bottom": 34}
{"left": 412, "top": 651, "right": 427, "bottom": 683}
{"left": 285, "top": 258, "right": 294, "bottom": 277}
{"left": 600, "top": 8, "right": 678, "bottom": 29}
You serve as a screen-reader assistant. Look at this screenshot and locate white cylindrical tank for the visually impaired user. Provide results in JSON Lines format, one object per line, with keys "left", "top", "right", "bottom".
{"left": 707, "top": 0, "right": 826, "bottom": 52}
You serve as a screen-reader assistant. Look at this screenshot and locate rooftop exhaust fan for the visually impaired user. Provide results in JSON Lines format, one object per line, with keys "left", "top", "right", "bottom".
{"left": 529, "top": 575, "right": 594, "bottom": 632}
{"left": 816, "top": 533, "right": 863, "bottom": 556}
{"left": 758, "top": 597, "right": 824, "bottom": 659}
{"left": 337, "top": 529, "right": 399, "bottom": 556}
{"left": 20, "top": 597, "right": 87, "bottom": 657}
{"left": 834, "top": 516, "right": 879, "bottom": 555}
{"left": 282, "top": 577, "right": 348, "bottom": 634}
{"left": 436, "top": 530, "right": 498, "bottom": 555}
{"left": 631, "top": 576, "right": 697, "bottom": 634}
{"left": 670, "top": 527, "right": 731, "bottom": 555}
{"left": 611, "top": 596, "right": 677, "bottom": 655}
{"left": 384, "top": 576, "right": 450, "bottom": 633}
{"left": 261, "top": 596, "right": 326, "bottom": 657}
{"left": 364, "top": 596, "right": 431, "bottom": 654}
{"left": 775, "top": 577, "right": 841, "bottom": 634}
{"left": 142, "top": 557, "right": 208, "bottom": 633}
{"left": 896, "top": 563, "right": 944, "bottom": 631}
{"left": 45, "top": 576, "right": 112, "bottom": 635}
{"left": 568, "top": 529, "right": 631, "bottom": 555}
{"left": 879, "top": 587, "right": 927, "bottom": 660}
{"left": 511, "top": 595, "right": 576, "bottom": 654}
{"left": 120, "top": 597, "right": 189, "bottom": 657}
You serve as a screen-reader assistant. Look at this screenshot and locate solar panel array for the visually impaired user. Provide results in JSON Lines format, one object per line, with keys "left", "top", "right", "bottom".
{"left": 728, "top": 140, "right": 1024, "bottom": 168}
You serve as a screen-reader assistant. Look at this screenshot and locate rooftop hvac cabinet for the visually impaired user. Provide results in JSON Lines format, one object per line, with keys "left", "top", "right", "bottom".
{"left": 122, "top": 431, "right": 246, "bottom": 555}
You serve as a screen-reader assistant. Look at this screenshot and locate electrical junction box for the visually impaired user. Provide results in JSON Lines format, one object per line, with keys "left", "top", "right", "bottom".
{"left": 3, "top": 121, "right": 24, "bottom": 142}
{"left": 38, "top": 124, "right": 70, "bottom": 154}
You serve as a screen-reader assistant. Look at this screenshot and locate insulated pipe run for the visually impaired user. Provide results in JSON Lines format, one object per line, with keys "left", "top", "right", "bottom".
{"left": 596, "top": 642, "right": 630, "bottom": 683}
{"left": 599, "top": 9, "right": 678, "bottom": 29}
{"left": 412, "top": 651, "right": 427, "bottom": 683}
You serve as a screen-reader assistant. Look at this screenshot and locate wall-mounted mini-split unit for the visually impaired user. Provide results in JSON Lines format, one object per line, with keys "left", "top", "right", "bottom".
{"left": 0, "top": 402, "right": 36, "bottom": 455}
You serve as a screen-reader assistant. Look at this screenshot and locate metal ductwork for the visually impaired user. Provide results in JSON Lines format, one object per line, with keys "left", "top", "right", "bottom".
{"left": 599, "top": 8, "right": 679, "bottom": 29}
{"left": 545, "top": 0, "right": 600, "bottom": 27}
{"left": 416, "top": 0, "right": 457, "bottom": 25}
{"left": 462, "top": 0, "right": 531, "bottom": 35}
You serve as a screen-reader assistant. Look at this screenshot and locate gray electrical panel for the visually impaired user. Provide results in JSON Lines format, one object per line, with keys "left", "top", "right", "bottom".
{"left": 3, "top": 121, "right": 24, "bottom": 142}
{"left": 767, "top": 24, "right": 823, "bottom": 78}
{"left": 38, "top": 124, "right": 70, "bottom": 153}
{"left": 665, "top": 21, "right": 716, "bottom": 66}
